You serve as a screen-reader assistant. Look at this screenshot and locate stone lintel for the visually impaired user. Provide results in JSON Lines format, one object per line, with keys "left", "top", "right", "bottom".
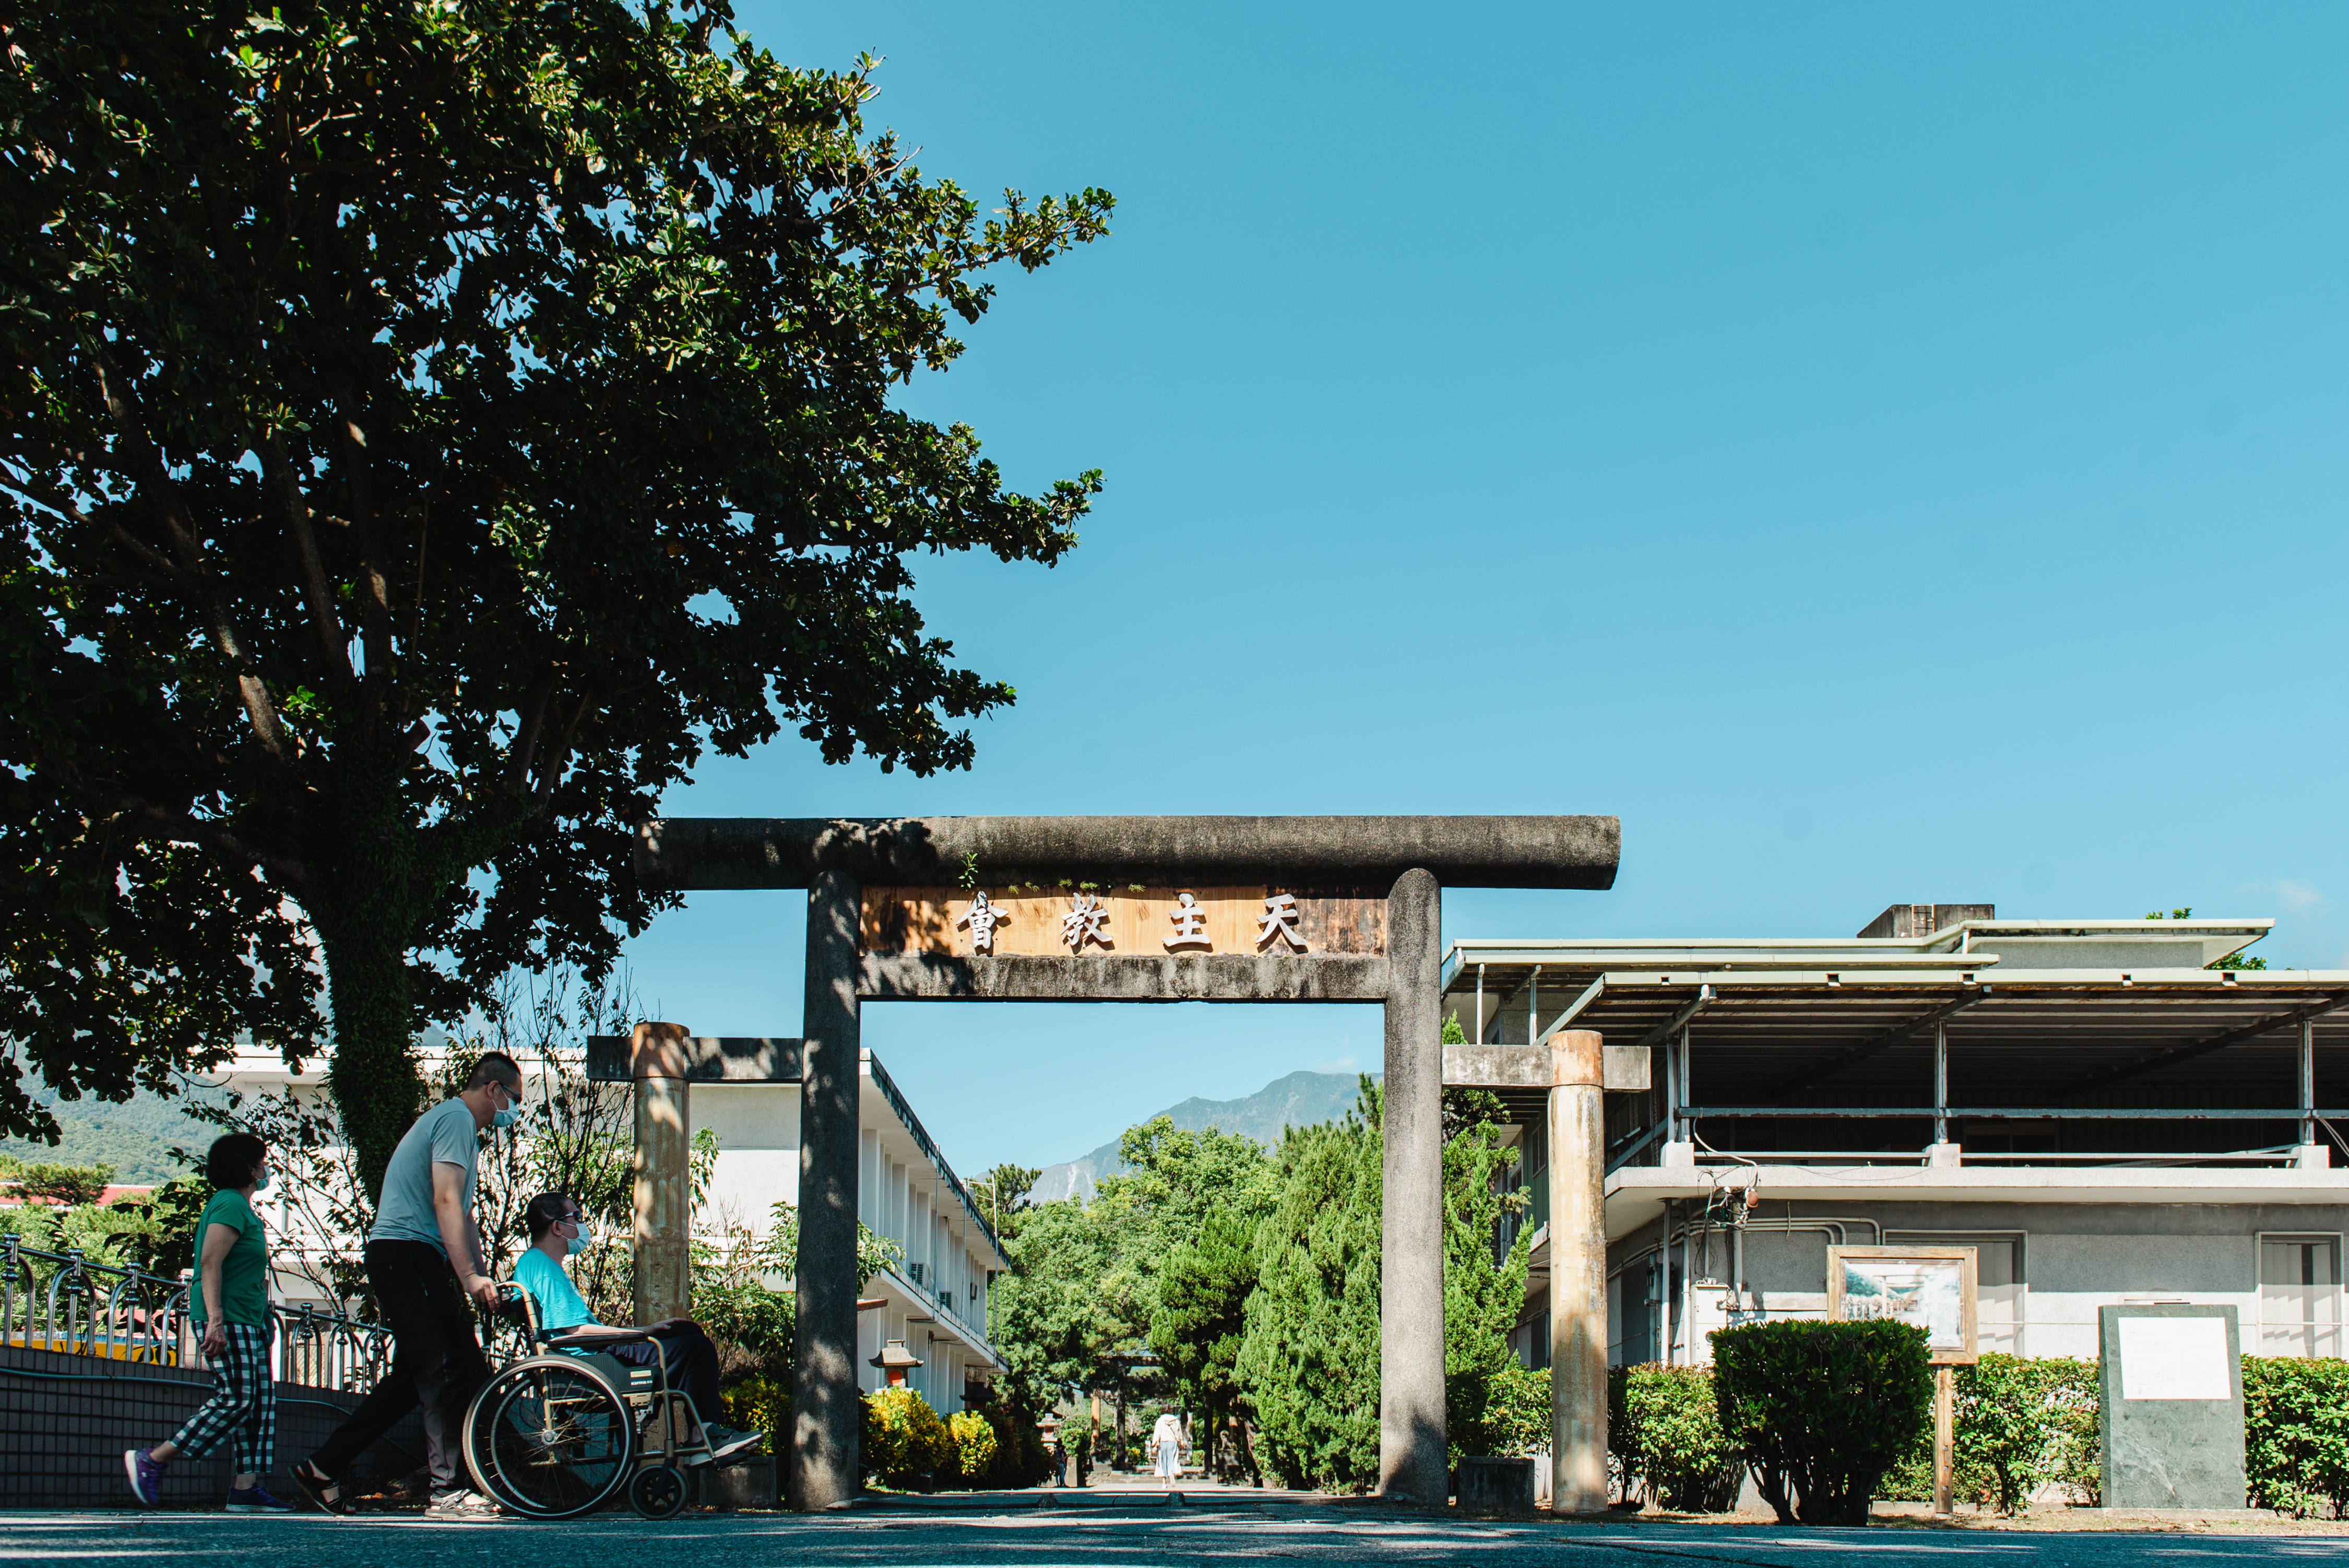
{"left": 585, "top": 1034, "right": 803, "bottom": 1083}
{"left": 1442, "top": 1042, "right": 1652, "bottom": 1092}
{"left": 856, "top": 952, "right": 1392, "bottom": 1003}
{"left": 635, "top": 814, "right": 1620, "bottom": 893}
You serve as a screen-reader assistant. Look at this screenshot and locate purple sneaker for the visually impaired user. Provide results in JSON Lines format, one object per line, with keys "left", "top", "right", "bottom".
{"left": 124, "top": 1448, "right": 165, "bottom": 1507}
{"left": 226, "top": 1484, "right": 293, "bottom": 1513}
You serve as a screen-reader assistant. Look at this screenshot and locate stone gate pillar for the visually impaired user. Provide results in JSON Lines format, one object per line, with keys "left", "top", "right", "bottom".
{"left": 791, "top": 869, "right": 864, "bottom": 1510}
{"left": 631, "top": 1021, "right": 693, "bottom": 1324}
{"left": 1380, "top": 867, "right": 1445, "bottom": 1502}
{"left": 1548, "top": 1028, "right": 1609, "bottom": 1513}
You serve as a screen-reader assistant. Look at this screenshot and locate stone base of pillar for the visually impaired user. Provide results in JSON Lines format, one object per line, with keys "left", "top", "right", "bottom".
{"left": 1659, "top": 1141, "right": 1696, "bottom": 1169}
{"left": 2295, "top": 1143, "right": 2331, "bottom": 1170}
{"left": 1926, "top": 1142, "right": 1962, "bottom": 1168}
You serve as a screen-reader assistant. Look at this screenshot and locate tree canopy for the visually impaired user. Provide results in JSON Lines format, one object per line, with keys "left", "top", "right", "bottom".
{"left": 0, "top": 0, "right": 1110, "bottom": 1185}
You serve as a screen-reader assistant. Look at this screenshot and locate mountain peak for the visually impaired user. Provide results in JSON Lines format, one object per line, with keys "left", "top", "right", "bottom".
{"left": 1029, "top": 1070, "right": 1378, "bottom": 1203}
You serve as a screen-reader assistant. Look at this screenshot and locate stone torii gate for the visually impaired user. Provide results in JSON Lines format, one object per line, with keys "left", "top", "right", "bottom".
{"left": 631, "top": 814, "right": 1619, "bottom": 1510}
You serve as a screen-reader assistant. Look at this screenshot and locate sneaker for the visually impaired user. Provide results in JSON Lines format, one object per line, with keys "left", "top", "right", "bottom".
{"left": 290, "top": 1459, "right": 351, "bottom": 1517}
{"left": 705, "top": 1426, "right": 764, "bottom": 1467}
{"left": 124, "top": 1449, "right": 165, "bottom": 1508}
{"left": 423, "top": 1489, "right": 501, "bottom": 1518}
{"left": 226, "top": 1486, "right": 294, "bottom": 1513}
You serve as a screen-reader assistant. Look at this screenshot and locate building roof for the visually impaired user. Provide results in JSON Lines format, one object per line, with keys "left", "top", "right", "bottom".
{"left": 1442, "top": 917, "right": 2347, "bottom": 1123}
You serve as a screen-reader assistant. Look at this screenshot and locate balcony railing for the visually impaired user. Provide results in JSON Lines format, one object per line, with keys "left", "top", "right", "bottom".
{"left": 1, "top": 1232, "right": 393, "bottom": 1393}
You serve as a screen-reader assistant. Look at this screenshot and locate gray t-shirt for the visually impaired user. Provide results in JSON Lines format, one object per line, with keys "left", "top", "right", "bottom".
{"left": 370, "top": 1097, "right": 481, "bottom": 1254}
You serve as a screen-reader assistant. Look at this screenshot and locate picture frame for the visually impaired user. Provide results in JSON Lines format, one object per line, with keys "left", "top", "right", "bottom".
{"left": 1825, "top": 1245, "right": 1979, "bottom": 1366}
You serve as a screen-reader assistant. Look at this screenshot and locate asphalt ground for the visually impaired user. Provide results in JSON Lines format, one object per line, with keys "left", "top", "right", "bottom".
{"left": 8, "top": 1504, "right": 2349, "bottom": 1568}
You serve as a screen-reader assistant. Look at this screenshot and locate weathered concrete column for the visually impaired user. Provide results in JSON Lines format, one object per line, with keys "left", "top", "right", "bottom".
{"left": 1547, "top": 1028, "right": 1609, "bottom": 1514}
{"left": 1379, "top": 866, "right": 1445, "bottom": 1503}
{"left": 631, "top": 1020, "right": 693, "bottom": 1324}
{"left": 791, "top": 870, "right": 863, "bottom": 1511}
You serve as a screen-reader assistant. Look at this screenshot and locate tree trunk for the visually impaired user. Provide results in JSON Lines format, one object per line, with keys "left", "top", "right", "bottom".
{"left": 312, "top": 754, "right": 435, "bottom": 1202}
{"left": 320, "top": 917, "right": 426, "bottom": 1203}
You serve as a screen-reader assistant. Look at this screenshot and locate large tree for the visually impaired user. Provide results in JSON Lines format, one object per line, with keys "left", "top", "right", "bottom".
{"left": 0, "top": 0, "right": 1110, "bottom": 1186}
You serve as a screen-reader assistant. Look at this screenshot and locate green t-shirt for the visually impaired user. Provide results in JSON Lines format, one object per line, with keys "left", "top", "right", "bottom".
{"left": 192, "top": 1189, "right": 270, "bottom": 1327}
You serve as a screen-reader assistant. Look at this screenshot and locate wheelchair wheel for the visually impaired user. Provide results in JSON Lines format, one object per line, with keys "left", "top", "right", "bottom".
{"left": 463, "top": 1355, "right": 636, "bottom": 1519}
{"left": 629, "top": 1464, "right": 689, "bottom": 1521}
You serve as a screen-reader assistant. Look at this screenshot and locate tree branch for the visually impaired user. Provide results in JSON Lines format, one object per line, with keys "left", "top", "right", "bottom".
{"left": 64, "top": 777, "right": 311, "bottom": 891}
{"left": 86, "top": 343, "right": 292, "bottom": 762}
{"left": 258, "top": 432, "right": 354, "bottom": 687}
{"left": 505, "top": 664, "right": 561, "bottom": 797}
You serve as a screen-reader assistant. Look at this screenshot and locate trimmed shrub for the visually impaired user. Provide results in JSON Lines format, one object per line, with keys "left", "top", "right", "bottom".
{"left": 1608, "top": 1364, "right": 1741, "bottom": 1512}
{"left": 1712, "top": 1320, "right": 1932, "bottom": 1526}
{"left": 2245, "top": 1356, "right": 2349, "bottom": 1518}
{"left": 862, "top": 1388, "right": 955, "bottom": 1490}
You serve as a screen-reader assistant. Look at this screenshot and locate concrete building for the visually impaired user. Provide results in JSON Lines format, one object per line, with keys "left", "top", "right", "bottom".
{"left": 1444, "top": 907, "right": 2348, "bottom": 1370}
{"left": 212, "top": 1042, "right": 1006, "bottom": 1410}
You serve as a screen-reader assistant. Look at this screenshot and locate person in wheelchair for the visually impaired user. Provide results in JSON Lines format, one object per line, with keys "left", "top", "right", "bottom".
{"left": 512, "top": 1192, "right": 762, "bottom": 1467}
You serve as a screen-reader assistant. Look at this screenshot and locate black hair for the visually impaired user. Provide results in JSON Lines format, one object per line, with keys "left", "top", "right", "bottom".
{"left": 467, "top": 1052, "right": 524, "bottom": 1091}
{"left": 206, "top": 1133, "right": 267, "bottom": 1190}
{"left": 526, "top": 1191, "right": 581, "bottom": 1242}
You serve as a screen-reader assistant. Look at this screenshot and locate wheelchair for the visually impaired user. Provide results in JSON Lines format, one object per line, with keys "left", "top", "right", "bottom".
{"left": 461, "top": 1284, "right": 722, "bottom": 1520}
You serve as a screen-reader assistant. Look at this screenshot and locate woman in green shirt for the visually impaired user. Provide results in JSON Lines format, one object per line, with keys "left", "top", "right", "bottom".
{"left": 123, "top": 1133, "right": 291, "bottom": 1512}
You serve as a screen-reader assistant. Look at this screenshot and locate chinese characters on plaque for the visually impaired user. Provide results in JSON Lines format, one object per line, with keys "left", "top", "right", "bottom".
{"left": 955, "top": 890, "right": 1003, "bottom": 954}
{"left": 1060, "top": 894, "right": 1113, "bottom": 953}
{"left": 946, "top": 890, "right": 1316, "bottom": 956}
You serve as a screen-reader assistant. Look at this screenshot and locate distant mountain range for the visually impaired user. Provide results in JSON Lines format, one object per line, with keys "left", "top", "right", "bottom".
{"left": 1030, "top": 1070, "right": 1377, "bottom": 1203}
{"left": 1, "top": 1083, "right": 232, "bottom": 1185}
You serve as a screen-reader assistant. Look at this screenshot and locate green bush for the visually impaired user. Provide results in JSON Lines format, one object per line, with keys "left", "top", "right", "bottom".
{"left": 862, "top": 1387, "right": 955, "bottom": 1490}
{"left": 1712, "top": 1320, "right": 1932, "bottom": 1526}
{"left": 2245, "top": 1357, "right": 2349, "bottom": 1518}
{"left": 721, "top": 1376, "right": 792, "bottom": 1459}
{"left": 948, "top": 1410, "right": 998, "bottom": 1484}
{"left": 1879, "top": 1355, "right": 2100, "bottom": 1512}
{"left": 16, "top": 1162, "right": 113, "bottom": 1206}
{"left": 1609, "top": 1364, "right": 1742, "bottom": 1512}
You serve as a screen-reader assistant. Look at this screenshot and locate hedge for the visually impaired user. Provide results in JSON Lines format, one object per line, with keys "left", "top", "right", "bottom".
{"left": 863, "top": 1387, "right": 956, "bottom": 1489}
{"left": 1879, "top": 1354, "right": 2099, "bottom": 1511}
{"left": 2245, "top": 1356, "right": 2349, "bottom": 1518}
{"left": 1609, "top": 1364, "right": 1741, "bottom": 1512}
{"left": 1712, "top": 1320, "right": 1932, "bottom": 1526}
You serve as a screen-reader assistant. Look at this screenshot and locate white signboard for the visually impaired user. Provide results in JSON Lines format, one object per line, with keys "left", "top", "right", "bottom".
{"left": 2117, "top": 1316, "right": 2232, "bottom": 1401}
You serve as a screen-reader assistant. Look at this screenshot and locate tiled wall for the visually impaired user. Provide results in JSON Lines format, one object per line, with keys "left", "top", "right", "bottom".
{"left": 0, "top": 1341, "right": 423, "bottom": 1509}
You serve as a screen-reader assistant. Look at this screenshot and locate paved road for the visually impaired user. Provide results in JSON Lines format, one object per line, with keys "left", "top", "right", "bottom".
{"left": 7, "top": 1504, "right": 2349, "bottom": 1568}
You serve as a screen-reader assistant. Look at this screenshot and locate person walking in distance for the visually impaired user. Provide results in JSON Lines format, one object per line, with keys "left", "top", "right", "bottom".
{"left": 289, "top": 1054, "right": 525, "bottom": 1517}
{"left": 1150, "top": 1408, "right": 1187, "bottom": 1492}
{"left": 123, "top": 1134, "right": 291, "bottom": 1512}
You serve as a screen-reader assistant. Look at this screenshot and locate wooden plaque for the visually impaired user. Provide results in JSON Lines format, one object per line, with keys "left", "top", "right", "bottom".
{"left": 859, "top": 885, "right": 1386, "bottom": 958}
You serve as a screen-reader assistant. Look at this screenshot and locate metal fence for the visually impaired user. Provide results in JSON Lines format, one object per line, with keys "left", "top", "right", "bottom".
{"left": 0, "top": 1232, "right": 393, "bottom": 1393}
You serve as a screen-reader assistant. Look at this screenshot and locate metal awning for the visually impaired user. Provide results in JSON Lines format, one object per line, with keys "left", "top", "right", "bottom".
{"left": 1442, "top": 954, "right": 2349, "bottom": 1115}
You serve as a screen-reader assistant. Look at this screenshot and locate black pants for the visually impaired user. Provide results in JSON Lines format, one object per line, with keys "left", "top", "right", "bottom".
{"left": 612, "top": 1322, "right": 723, "bottom": 1426}
{"left": 310, "top": 1240, "right": 489, "bottom": 1495}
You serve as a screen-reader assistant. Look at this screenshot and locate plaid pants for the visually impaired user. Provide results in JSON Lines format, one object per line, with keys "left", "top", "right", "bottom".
{"left": 169, "top": 1322, "right": 276, "bottom": 1476}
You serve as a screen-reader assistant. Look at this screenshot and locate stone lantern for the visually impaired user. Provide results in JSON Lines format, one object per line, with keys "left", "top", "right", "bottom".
{"left": 868, "top": 1337, "right": 923, "bottom": 1389}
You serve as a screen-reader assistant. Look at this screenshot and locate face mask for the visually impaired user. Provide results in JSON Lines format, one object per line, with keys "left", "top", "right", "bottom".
{"left": 565, "top": 1229, "right": 588, "bottom": 1256}
{"left": 251, "top": 1171, "right": 271, "bottom": 1194}
{"left": 493, "top": 1104, "right": 522, "bottom": 1130}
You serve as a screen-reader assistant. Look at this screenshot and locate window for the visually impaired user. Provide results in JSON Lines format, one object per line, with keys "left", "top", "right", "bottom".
{"left": 1522, "top": 1121, "right": 1547, "bottom": 1176}
{"left": 2259, "top": 1234, "right": 2342, "bottom": 1358}
{"left": 1883, "top": 1231, "right": 2025, "bottom": 1355}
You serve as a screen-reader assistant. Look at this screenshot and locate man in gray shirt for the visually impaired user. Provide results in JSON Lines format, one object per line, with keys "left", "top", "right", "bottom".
{"left": 292, "top": 1053, "right": 524, "bottom": 1517}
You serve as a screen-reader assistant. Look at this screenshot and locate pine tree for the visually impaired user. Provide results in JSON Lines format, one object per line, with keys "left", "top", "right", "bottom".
{"left": 1151, "top": 1207, "right": 1259, "bottom": 1476}
{"left": 1236, "top": 1080, "right": 1384, "bottom": 1490}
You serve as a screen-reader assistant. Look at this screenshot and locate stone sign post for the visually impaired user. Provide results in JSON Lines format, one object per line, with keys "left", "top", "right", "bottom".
{"left": 2098, "top": 1303, "right": 2247, "bottom": 1510}
{"left": 633, "top": 814, "right": 1620, "bottom": 1511}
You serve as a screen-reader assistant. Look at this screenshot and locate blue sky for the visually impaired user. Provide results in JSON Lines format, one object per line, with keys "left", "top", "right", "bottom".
{"left": 621, "top": 2, "right": 2349, "bottom": 1178}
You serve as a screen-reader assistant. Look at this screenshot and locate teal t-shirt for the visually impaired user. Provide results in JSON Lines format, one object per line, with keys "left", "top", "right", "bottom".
{"left": 192, "top": 1190, "right": 269, "bottom": 1327}
{"left": 513, "top": 1246, "right": 600, "bottom": 1333}
{"left": 370, "top": 1098, "right": 480, "bottom": 1255}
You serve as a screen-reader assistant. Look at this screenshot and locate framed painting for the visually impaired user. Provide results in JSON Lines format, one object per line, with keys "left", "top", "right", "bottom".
{"left": 1825, "top": 1245, "right": 1979, "bottom": 1366}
